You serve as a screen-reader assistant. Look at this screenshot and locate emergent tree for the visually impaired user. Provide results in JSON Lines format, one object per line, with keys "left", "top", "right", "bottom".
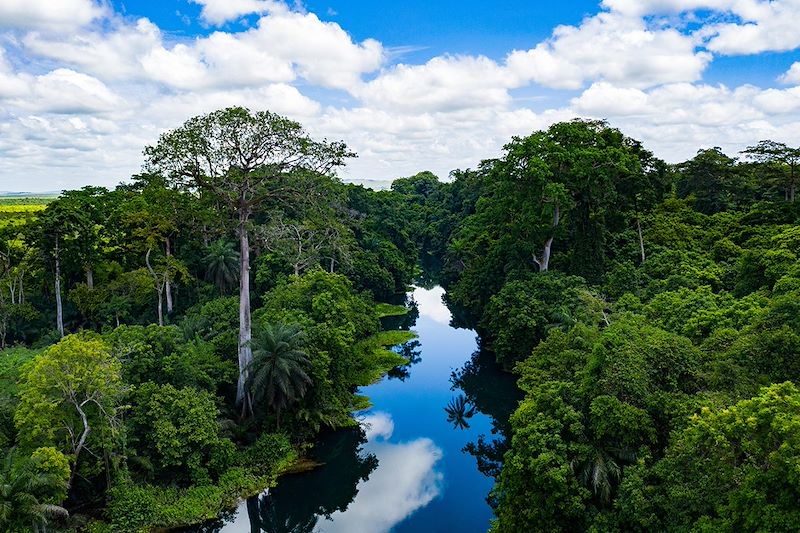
{"left": 143, "top": 107, "right": 354, "bottom": 415}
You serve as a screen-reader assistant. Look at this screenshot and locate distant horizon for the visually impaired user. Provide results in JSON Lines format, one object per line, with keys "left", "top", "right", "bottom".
{"left": 2, "top": 0, "right": 800, "bottom": 190}
{"left": 0, "top": 176, "right": 398, "bottom": 195}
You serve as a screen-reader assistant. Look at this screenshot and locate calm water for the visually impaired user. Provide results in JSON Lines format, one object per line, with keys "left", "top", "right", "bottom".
{"left": 187, "top": 286, "right": 521, "bottom": 533}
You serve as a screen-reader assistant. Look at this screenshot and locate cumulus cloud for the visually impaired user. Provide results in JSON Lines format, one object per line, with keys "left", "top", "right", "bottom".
{"left": 358, "top": 56, "right": 516, "bottom": 113}
{"left": 14, "top": 69, "right": 122, "bottom": 114}
{"left": 701, "top": 1, "right": 800, "bottom": 55}
{"left": 601, "top": 0, "right": 736, "bottom": 16}
{"left": 0, "top": 0, "right": 105, "bottom": 32}
{"left": 22, "top": 8, "right": 382, "bottom": 92}
{"left": 602, "top": 0, "right": 800, "bottom": 56}
{"left": 23, "top": 18, "right": 163, "bottom": 80}
{"left": 3, "top": 0, "right": 800, "bottom": 192}
{"left": 189, "top": 0, "right": 287, "bottom": 25}
{"left": 506, "top": 11, "right": 712, "bottom": 90}
{"left": 779, "top": 62, "right": 800, "bottom": 85}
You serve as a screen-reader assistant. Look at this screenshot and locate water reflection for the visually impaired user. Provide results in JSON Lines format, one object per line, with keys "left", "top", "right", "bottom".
{"left": 387, "top": 340, "right": 422, "bottom": 381}
{"left": 223, "top": 413, "right": 443, "bottom": 533}
{"left": 444, "top": 395, "right": 476, "bottom": 430}
{"left": 192, "top": 427, "right": 378, "bottom": 533}
{"left": 450, "top": 350, "right": 524, "bottom": 482}
{"left": 318, "top": 412, "right": 443, "bottom": 533}
{"left": 182, "top": 286, "right": 518, "bottom": 533}
{"left": 411, "top": 286, "right": 451, "bottom": 325}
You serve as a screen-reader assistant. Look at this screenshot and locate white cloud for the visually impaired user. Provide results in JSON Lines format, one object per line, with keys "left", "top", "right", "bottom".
{"left": 360, "top": 412, "right": 395, "bottom": 441}
{"left": 189, "top": 0, "right": 287, "bottom": 25}
{"left": 12, "top": 69, "right": 122, "bottom": 114}
{"left": 601, "top": 0, "right": 736, "bottom": 16}
{"left": 4, "top": 0, "right": 800, "bottom": 192}
{"left": 701, "top": 1, "right": 800, "bottom": 55}
{"left": 0, "top": 0, "right": 104, "bottom": 32}
{"left": 753, "top": 86, "right": 800, "bottom": 114}
{"left": 506, "top": 11, "right": 712, "bottom": 90}
{"left": 249, "top": 11, "right": 383, "bottom": 91}
{"left": 21, "top": 9, "right": 382, "bottom": 93}
{"left": 602, "top": 0, "right": 800, "bottom": 56}
{"left": 23, "top": 18, "right": 163, "bottom": 80}
{"left": 779, "top": 62, "right": 800, "bottom": 85}
{"left": 412, "top": 286, "right": 451, "bottom": 325}
{"left": 358, "top": 56, "right": 515, "bottom": 113}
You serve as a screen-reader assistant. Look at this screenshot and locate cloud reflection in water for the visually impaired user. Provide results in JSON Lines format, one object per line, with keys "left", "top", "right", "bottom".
{"left": 412, "top": 286, "right": 451, "bottom": 325}
{"left": 316, "top": 412, "right": 443, "bottom": 533}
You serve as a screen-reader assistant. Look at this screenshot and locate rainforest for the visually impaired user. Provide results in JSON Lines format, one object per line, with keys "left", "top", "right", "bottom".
{"left": 2, "top": 109, "right": 800, "bottom": 533}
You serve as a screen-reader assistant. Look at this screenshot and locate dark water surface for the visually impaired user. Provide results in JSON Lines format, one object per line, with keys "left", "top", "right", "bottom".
{"left": 187, "top": 286, "right": 521, "bottom": 533}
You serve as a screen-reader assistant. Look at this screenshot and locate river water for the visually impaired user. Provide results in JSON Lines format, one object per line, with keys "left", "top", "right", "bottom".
{"left": 187, "top": 286, "right": 521, "bottom": 533}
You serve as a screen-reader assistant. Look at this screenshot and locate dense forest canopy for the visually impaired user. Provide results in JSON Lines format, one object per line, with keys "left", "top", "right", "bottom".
{"left": 2, "top": 110, "right": 800, "bottom": 532}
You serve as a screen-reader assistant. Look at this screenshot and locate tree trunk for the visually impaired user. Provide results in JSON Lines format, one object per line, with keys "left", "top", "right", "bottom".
{"left": 86, "top": 266, "right": 94, "bottom": 290}
{"left": 165, "top": 237, "right": 173, "bottom": 314}
{"left": 145, "top": 248, "right": 164, "bottom": 327}
{"left": 237, "top": 210, "right": 253, "bottom": 416}
{"left": 636, "top": 218, "right": 646, "bottom": 263}
{"left": 157, "top": 292, "right": 163, "bottom": 327}
{"left": 533, "top": 204, "right": 560, "bottom": 272}
{"left": 55, "top": 236, "right": 64, "bottom": 338}
{"left": 68, "top": 402, "right": 90, "bottom": 489}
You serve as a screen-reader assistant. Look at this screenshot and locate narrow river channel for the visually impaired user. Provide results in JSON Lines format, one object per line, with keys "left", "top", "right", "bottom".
{"left": 186, "top": 286, "right": 521, "bottom": 533}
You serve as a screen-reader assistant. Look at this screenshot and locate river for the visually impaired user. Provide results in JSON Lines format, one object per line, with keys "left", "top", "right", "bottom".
{"left": 185, "top": 286, "right": 521, "bottom": 533}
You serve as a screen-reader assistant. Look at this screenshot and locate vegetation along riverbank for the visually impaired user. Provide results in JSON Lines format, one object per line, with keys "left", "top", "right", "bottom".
{"left": 2, "top": 109, "right": 800, "bottom": 532}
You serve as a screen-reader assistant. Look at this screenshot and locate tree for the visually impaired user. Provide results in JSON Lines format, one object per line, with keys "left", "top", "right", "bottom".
{"left": 444, "top": 394, "right": 475, "bottom": 430}
{"left": 0, "top": 450, "right": 69, "bottom": 533}
{"left": 128, "top": 382, "right": 234, "bottom": 485}
{"left": 677, "top": 148, "right": 739, "bottom": 214}
{"left": 742, "top": 140, "right": 800, "bottom": 202}
{"left": 203, "top": 239, "right": 239, "bottom": 294}
{"left": 248, "top": 322, "right": 312, "bottom": 429}
{"left": 144, "top": 106, "right": 354, "bottom": 415}
{"left": 14, "top": 335, "right": 124, "bottom": 489}
{"left": 648, "top": 382, "right": 800, "bottom": 531}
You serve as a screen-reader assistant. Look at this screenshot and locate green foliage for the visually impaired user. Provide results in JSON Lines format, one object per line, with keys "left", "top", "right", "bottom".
{"left": 104, "top": 324, "right": 183, "bottom": 385}
{"left": 107, "top": 436, "right": 296, "bottom": 532}
{"left": 247, "top": 323, "right": 312, "bottom": 427}
{"left": 0, "top": 450, "right": 69, "bottom": 533}
{"left": 482, "top": 272, "right": 589, "bottom": 366}
{"left": 240, "top": 433, "right": 296, "bottom": 473}
{"left": 128, "top": 383, "right": 233, "bottom": 485}
{"left": 622, "top": 382, "right": 800, "bottom": 532}
{"left": 180, "top": 296, "right": 240, "bottom": 360}
{"left": 14, "top": 335, "right": 123, "bottom": 483}
{"left": 108, "top": 468, "right": 273, "bottom": 532}
{"left": 375, "top": 302, "right": 409, "bottom": 318}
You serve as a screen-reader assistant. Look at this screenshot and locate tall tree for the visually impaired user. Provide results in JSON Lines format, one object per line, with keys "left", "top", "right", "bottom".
{"left": 144, "top": 106, "right": 353, "bottom": 415}
{"left": 742, "top": 140, "right": 800, "bottom": 202}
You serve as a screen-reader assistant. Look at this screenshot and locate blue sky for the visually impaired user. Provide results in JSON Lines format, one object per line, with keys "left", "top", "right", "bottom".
{"left": 2, "top": 0, "right": 800, "bottom": 191}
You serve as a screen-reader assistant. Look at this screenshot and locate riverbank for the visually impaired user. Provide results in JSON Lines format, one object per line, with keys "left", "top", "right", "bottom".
{"left": 180, "top": 286, "right": 521, "bottom": 533}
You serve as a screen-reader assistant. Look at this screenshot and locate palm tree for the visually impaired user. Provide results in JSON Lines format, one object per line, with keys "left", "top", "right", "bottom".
{"left": 570, "top": 441, "right": 635, "bottom": 505}
{"left": 445, "top": 394, "right": 476, "bottom": 430}
{"left": 204, "top": 239, "right": 239, "bottom": 294}
{"left": 0, "top": 451, "right": 68, "bottom": 533}
{"left": 247, "top": 323, "right": 312, "bottom": 428}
